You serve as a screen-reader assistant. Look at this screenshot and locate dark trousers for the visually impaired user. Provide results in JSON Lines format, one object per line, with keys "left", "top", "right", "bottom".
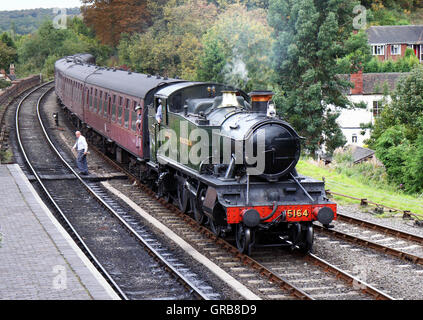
{"left": 77, "top": 150, "right": 88, "bottom": 174}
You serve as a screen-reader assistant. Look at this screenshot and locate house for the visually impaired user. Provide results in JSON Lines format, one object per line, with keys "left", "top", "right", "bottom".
{"left": 367, "top": 25, "right": 423, "bottom": 62}
{"left": 336, "top": 71, "right": 405, "bottom": 146}
{"left": 0, "top": 64, "right": 16, "bottom": 82}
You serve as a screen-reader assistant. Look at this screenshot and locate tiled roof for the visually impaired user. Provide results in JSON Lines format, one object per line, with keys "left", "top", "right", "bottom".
{"left": 361, "top": 72, "right": 406, "bottom": 94}
{"left": 349, "top": 145, "right": 375, "bottom": 164}
{"left": 367, "top": 25, "right": 423, "bottom": 44}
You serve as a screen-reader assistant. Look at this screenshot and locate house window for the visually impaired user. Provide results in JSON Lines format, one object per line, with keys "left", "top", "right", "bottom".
{"left": 391, "top": 44, "right": 401, "bottom": 55}
{"left": 372, "top": 45, "right": 385, "bottom": 56}
{"left": 352, "top": 135, "right": 358, "bottom": 144}
{"left": 373, "top": 100, "right": 383, "bottom": 117}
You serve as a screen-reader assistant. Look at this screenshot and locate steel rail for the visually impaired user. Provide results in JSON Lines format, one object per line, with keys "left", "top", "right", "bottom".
{"left": 337, "top": 213, "right": 423, "bottom": 245}
{"left": 33, "top": 84, "right": 209, "bottom": 300}
{"left": 88, "top": 144, "right": 313, "bottom": 300}
{"left": 88, "top": 144, "right": 395, "bottom": 300}
{"left": 315, "top": 224, "right": 423, "bottom": 267}
{"left": 306, "top": 253, "right": 394, "bottom": 300}
{"left": 16, "top": 82, "right": 127, "bottom": 299}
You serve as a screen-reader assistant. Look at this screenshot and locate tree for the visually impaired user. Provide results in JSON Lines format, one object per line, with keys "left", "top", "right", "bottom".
{"left": 118, "top": 0, "right": 218, "bottom": 79}
{"left": 370, "top": 67, "right": 423, "bottom": 193}
{"left": 268, "top": 0, "right": 369, "bottom": 156}
{"left": 197, "top": 4, "right": 274, "bottom": 92}
{"left": 82, "top": 0, "right": 151, "bottom": 46}
{"left": 0, "top": 42, "right": 16, "bottom": 71}
{"left": 17, "top": 19, "right": 112, "bottom": 77}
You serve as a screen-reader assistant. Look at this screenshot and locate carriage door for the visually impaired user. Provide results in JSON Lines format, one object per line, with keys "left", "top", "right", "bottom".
{"left": 149, "top": 97, "right": 167, "bottom": 161}
{"left": 135, "top": 101, "right": 143, "bottom": 151}
{"left": 103, "top": 93, "right": 110, "bottom": 134}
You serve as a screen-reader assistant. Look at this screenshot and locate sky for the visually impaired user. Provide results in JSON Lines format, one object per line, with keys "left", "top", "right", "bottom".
{"left": 0, "top": 0, "right": 82, "bottom": 11}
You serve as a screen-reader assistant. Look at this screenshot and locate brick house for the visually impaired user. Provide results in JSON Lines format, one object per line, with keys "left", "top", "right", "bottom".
{"left": 367, "top": 25, "right": 423, "bottom": 62}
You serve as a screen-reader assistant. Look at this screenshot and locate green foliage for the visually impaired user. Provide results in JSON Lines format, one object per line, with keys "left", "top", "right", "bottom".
{"left": 0, "top": 79, "right": 11, "bottom": 89}
{"left": 118, "top": 0, "right": 219, "bottom": 79}
{"left": 364, "top": 49, "right": 420, "bottom": 73}
{"left": 197, "top": 35, "right": 226, "bottom": 83}
{"left": 331, "top": 149, "right": 389, "bottom": 188}
{"left": 0, "top": 8, "right": 81, "bottom": 35}
{"left": 197, "top": 4, "right": 274, "bottom": 91}
{"left": 17, "top": 18, "right": 112, "bottom": 78}
{"left": 337, "top": 31, "right": 372, "bottom": 75}
{"left": 0, "top": 42, "right": 16, "bottom": 71}
{"left": 370, "top": 67, "right": 423, "bottom": 193}
{"left": 268, "top": 0, "right": 367, "bottom": 156}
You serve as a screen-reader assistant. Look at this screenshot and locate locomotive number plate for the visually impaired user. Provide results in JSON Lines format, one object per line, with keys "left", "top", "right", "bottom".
{"left": 286, "top": 208, "right": 310, "bottom": 219}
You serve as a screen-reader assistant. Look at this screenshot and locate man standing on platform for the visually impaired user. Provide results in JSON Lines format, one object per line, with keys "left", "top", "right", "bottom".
{"left": 72, "top": 131, "right": 89, "bottom": 175}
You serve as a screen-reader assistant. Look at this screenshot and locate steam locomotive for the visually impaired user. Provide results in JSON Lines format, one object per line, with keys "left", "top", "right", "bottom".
{"left": 55, "top": 54, "right": 336, "bottom": 254}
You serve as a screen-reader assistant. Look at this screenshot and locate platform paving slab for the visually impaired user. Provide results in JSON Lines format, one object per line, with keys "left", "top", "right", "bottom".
{"left": 0, "top": 164, "right": 120, "bottom": 300}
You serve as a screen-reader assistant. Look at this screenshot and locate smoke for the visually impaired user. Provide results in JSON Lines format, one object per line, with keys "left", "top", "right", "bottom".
{"left": 222, "top": 49, "right": 249, "bottom": 89}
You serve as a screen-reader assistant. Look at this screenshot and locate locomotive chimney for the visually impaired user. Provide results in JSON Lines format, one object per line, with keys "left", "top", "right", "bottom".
{"left": 249, "top": 91, "right": 274, "bottom": 113}
{"left": 221, "top": 90, "right": 239, "bottom": 107}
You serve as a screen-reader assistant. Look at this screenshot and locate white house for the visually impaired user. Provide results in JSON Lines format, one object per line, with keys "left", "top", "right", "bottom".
{"left": 336, "top": 71, "right": 405, "bottom": 146}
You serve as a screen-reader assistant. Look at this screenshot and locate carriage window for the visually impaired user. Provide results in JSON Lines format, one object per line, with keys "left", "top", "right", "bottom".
{"left": 104, "top": 94, "right": 109, "bottom": 117}
{"left": 124, "top": 108, "right": 129, "bottom": 128}
{"left": 118, "top": 106, "right": 123, "bottom": 123}
{"left": 99, "top": 91, "right": 103, "bottom": 114}
{"left": 89, "top": 90, "right": 93, "bottom": 109}
{"left": 131, "top": 111, "right": 137, "bottom": 131}
{"left": 112, "top": 103, "right": 116, "bottom": 122}
{"left": 119, "top": 96, "right": 123, "bottom": 106}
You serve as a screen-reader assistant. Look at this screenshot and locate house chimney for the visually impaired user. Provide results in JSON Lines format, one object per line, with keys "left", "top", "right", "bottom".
{"left": 350, "top": 70, "right": 363, "bottom": 95}
{"left": 9, "top": 64, "right": 15, "bottom": 76}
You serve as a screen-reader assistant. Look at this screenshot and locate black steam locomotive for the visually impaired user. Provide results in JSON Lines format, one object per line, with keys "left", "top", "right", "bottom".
{"left": 55, "top": 54, "right": 336, "bottom": 255}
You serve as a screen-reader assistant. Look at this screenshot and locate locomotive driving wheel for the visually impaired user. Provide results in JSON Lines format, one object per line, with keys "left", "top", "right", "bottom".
{"left": 209, "top": 218, "right": 223, "bottom": 237}
{"left": 236, "top": 224, "right": 253, "bottom": 255}
{"left": 177, "top": 180, "right": 189, "bottom": 213}
{"left": 193, "top": 188, "right": 206, "bottom": 225}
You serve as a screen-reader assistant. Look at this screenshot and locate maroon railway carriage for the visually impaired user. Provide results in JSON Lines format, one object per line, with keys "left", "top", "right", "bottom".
{"left": 55, "top": 54, "right": 183, "bottom": 161}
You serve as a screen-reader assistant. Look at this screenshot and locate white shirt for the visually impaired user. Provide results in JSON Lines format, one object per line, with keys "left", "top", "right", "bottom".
{"left": 156, "top": 104, "right": 162, "bottom": 122}
{"left": 73, "top": 135, "right": 88, "bottom": 152}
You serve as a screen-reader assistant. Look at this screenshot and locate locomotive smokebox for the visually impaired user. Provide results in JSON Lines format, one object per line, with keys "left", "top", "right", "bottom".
{"left": 249, "top": 91, "right": 274, "bottom": 113}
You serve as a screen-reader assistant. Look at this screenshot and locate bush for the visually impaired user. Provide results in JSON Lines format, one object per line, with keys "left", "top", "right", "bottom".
{"left": 0, "top": 79, "right": 11, "bottom": 89}
{"left": 332, "top": 147, "right": 388, "bottom": 188}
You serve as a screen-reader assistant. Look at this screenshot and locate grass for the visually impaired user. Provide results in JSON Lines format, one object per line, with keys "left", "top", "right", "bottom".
{"left": 296, "top": 158, "right": 423, "bottom": 219}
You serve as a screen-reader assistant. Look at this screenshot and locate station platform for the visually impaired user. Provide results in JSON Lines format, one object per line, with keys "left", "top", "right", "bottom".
{"left": 0, "top": 164, "right": 119, "bottom": 300}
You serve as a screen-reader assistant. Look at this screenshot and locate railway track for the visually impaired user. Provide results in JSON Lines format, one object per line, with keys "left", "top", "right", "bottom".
{"left": 15, "top": 83, "right": 215, "bottom": 300}
{"left": 36, "top": 86, "right": 396, "bottom": 300}
{"left": 76, "top": 137, "right": 392, "bottom": 300}
{"left": 105, "top": 178, "right": 394, "bottom": 300}
{"left": 315, "top": 213, "right": 423, "bottom": 266}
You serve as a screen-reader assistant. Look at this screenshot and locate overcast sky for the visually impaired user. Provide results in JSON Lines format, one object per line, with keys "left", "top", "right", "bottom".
{"left": 0, "top": 0, "right": 82, "bottom": 11}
